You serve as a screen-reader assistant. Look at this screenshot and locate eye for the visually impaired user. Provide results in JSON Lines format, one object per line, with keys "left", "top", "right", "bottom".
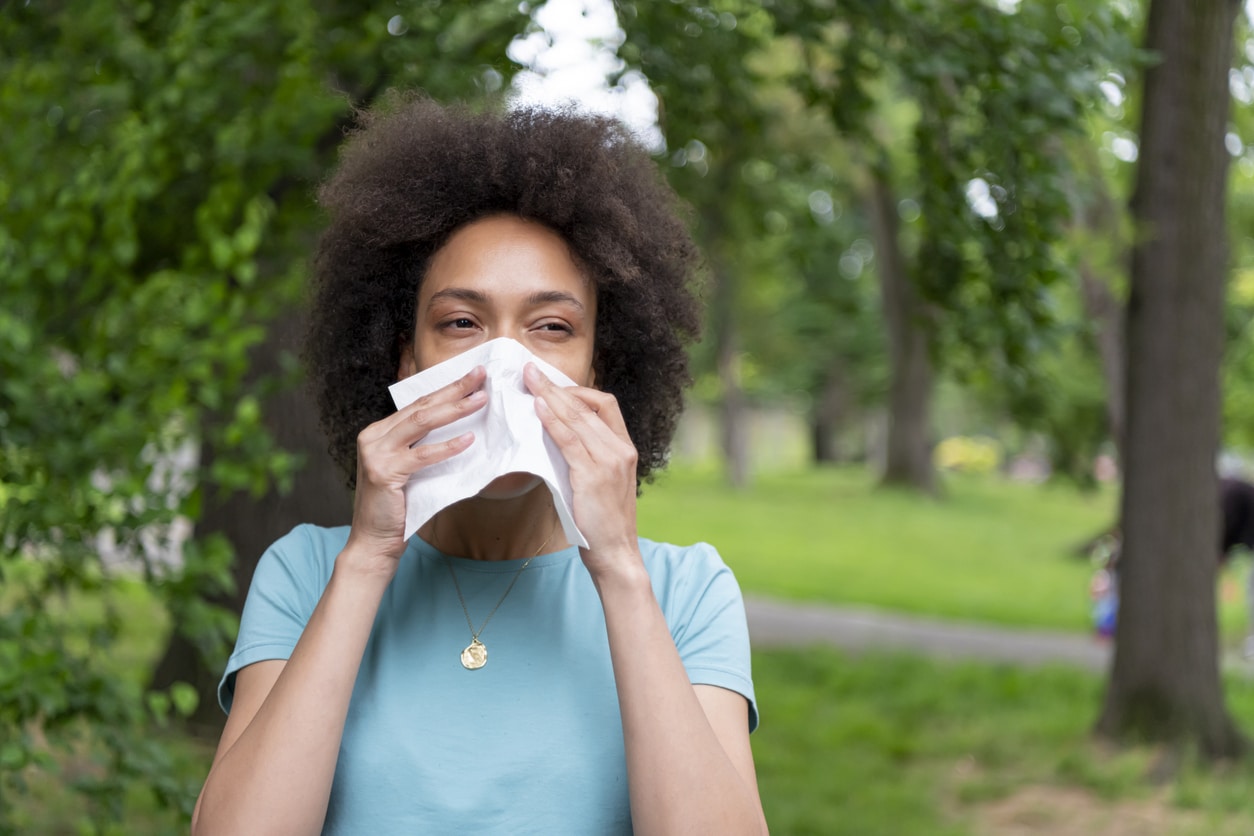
{"left": 440, "top": 317, "right": 478, "bottom": 331}
{"left": 535, "top": 320, "right": 574, "bottom": 336}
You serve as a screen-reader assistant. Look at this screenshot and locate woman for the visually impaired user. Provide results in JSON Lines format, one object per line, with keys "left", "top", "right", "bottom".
{"left": 192, "top": 95, "right": 765, "bottom": 835}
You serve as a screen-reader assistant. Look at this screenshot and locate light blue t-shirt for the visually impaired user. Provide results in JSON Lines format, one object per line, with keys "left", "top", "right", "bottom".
{"left": 220, "top": 524, "right": 757, "bottom": 835}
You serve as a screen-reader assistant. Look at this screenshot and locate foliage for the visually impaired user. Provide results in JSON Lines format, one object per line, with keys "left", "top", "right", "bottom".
{"left": 614, "top": 1, "right": 890, "bottom": 464}
{"left": 965, "top": 277, "right": 1115, "bottom": 485}
{"left": 1223, "top": 13, "right": 1254, "bottom": 452}
{"left": 1225, "top": 266, "right": 1254, "bottom": 450}
{"left": 778, "top": 0, "right": 1139, "bottom": 373}
{"left": 619, "top": 1, "right": 1144, "bottom": 479}
{"left": 0, "top": 0, "right": 526, "bottom": 828}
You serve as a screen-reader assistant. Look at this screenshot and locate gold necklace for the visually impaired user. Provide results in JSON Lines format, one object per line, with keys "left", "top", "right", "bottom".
{"left": 441, "top": 517, "right": 557, "bottom": 670}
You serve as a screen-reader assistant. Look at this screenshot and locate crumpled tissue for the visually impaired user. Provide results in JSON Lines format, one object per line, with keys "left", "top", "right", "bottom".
{"left": 387, "top": 338, "right": 589, "bottom": 548}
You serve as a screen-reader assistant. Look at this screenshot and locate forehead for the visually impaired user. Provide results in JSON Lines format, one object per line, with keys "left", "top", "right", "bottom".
{"left": 420, "top": 215, "right": 595, "bottom": 306}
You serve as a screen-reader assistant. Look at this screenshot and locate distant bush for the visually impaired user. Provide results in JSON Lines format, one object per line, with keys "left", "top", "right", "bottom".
{"left": 934, "top": 435, "right": 1003, "bottom": 475}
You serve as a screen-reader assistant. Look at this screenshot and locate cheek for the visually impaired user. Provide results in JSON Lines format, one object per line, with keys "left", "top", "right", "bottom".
{"left": 412, "top": 334, "right": 458, "bottom": 373}
{"left": 397, "top": 344, "right": 417, "bottom": 380}
{"left": 558, "top": 348, "right": 596, "bottom": 388}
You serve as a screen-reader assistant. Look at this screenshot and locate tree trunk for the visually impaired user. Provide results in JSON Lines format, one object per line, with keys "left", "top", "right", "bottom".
{"left": 708, "top": 246, "right": 750, "bottom": 488}
{"left": 1078, "top": 262, "right": 1126, "bottom": 464}
{"left": 1095, "top": 0, "right": 1243, "bottom": 758}
{"left": 811, "top": 362, "right": 848, "bottom": 465}
{"left": 868, "top": 165, "right": 936, "bottom": 494}
{"left": 150, "top": 309, "right": 351, "bottom": 733}
{"left": 1068, "top": 146, "right": 1128, "bottom": 465}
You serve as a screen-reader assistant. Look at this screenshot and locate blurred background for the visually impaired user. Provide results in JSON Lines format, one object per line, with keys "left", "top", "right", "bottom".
{"left": 4, "top": 0, "right": 1254, "bottom": 832}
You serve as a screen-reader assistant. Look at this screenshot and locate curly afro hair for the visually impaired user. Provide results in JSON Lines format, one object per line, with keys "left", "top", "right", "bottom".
{"left": 305, "top": 93, "right": 703, "bottom": 489}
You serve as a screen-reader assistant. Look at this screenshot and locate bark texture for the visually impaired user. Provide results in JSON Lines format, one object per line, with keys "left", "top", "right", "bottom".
{"left": 868, "top": 167, "right": 936, "bottom": 494}
{"left": 1095, "top": 0, "right": 1244, "bottom": 758}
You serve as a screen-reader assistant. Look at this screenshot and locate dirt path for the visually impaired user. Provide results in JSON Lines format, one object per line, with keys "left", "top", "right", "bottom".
{"left": 746, "top": 594, "right": 1254, "bottom": 677}
{"left": 744, "top": 595, "right": 1112, "bottom": 670}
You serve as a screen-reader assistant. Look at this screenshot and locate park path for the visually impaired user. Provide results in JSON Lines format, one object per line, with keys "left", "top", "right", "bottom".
{"left": 744, "top": 595, "right": 1112, "bottom": 672}
{"left": 746, "top": 595, "right": 1254, "bottom": 676}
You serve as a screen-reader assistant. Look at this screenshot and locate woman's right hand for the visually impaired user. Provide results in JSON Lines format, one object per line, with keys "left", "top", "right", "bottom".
{"left": 344, "top": 365, "right": 488, "bottom": 572}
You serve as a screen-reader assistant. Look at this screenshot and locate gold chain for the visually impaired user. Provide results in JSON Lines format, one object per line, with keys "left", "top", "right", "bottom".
{"left": 441, "top": 515, "right": 557, "bottom": 651}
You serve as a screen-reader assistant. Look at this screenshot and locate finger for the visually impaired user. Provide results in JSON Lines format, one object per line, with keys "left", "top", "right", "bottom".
{"left": 365, "top": 365, "right": 487, "bottom": 441}
{"left": 385, "top": 387, "right": 487, "bottom": 450}
{"left": 357, "top": 431, "right": 475, "bottom": 489}
{"left": 526, "top": 367, "right": 620, "bottom": 443}
{"left": 541, "top": 388, "right": 632, "bottom": 456}
{"left": 382, "top": 369, "right": 488, "bottom": 448}
{"left": 523, "top": 363, "right": 608, "bottom": 425}
{"left": 534, "top": 397, "right": 597, "bottom": 468}
{"left": 562, "top": 387, "right": 631, "bottom": 442}
{"left": 407, "top": 431, "right": 476, "bottom": 472}
{"left": 534, "top": 388, "right": 637, "bottom": 481}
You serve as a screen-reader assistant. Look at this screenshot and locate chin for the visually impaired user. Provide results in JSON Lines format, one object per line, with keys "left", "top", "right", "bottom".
{"left": 476, "top": 472, "right": 545, "bottom": 500}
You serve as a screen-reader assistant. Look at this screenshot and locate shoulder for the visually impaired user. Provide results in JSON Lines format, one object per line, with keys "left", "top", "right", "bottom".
{"left": 637, "top": 537, "right": 728, "bottom": 574}
{"left": 637, "top": 537, "right": 743, "bottom": 614}
{"left": 248, "top": 523, "right": 351, "bottom": 595}
{"left": 263, "top": 523, "right": 350, "bottom": 561}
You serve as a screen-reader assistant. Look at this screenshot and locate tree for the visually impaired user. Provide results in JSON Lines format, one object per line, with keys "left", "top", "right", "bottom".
{"left": 0, "top": 0, "right": 527, "bottom": 826}
{"left": 1096, "top": 0, "right": 1245, "bottom": 757}
{"left": 617, "top": 3, "right": 891, "bottom": 480}
{"left": 1069, "top": 142, "right": 1132, "bottom": 468}
{"left": 148, "top": 312, "right": 353, "bottom": 732}
{"left": 614, "top": 1, "right": 783, "bottom": 487}
{"left": 140, "top": 2, "right": 530, "bottom": 735}
{"left": 777, "top": 0, "right": 1134, "bottom": 491}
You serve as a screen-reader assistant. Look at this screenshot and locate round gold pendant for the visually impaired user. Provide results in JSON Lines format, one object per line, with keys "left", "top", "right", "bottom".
{"left": 460, "top": 639, "right": 487, "bottom": 670}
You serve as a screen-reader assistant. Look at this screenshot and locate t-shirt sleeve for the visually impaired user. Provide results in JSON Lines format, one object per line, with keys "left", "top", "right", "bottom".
{"left": 664, "top": 542, "right": 759, "bottom": 732}
{"left": 217, "top": 524, "right": 333, "bottom": 714}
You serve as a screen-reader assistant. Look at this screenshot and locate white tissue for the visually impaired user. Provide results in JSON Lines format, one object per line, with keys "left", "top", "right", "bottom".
{"left": 387, "top": 338, "right": 589, "bottom": 549}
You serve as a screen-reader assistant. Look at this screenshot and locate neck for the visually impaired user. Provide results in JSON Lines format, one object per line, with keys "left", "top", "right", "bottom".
{"left": 422, "top": 486, "right": 562, "bottom": 561}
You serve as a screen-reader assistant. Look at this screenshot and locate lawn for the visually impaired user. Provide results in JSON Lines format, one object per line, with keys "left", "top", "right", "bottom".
{"left": 639, "top": 465, "right": 1252, "bottom": 641}
{"left": 752, "top": 646, "right": 1254, "bottom": 835}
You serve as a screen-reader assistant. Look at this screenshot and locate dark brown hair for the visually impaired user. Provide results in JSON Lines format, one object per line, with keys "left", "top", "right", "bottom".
{"left": 305, "top": 94, "right": 702, "bottom": 487}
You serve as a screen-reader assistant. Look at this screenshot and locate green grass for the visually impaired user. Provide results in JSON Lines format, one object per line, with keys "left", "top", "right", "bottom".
{"left": 640, "top": 466, "right": 1252, "bottom": 641}
{"left": 752, "top": 646, "right": 1254, "bottom": 835}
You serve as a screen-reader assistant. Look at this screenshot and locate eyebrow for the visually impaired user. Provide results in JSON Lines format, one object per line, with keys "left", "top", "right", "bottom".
{"left": 425, "top": 287, "right": 586, "bottom": 312}
{"left": 525, "top": 290, "right": 585, "bottom": 311}
{"left": 426, "top": 288, "right": 488, "bottom": 310}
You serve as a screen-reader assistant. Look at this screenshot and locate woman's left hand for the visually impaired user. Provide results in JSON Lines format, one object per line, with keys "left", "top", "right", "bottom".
{"left": 524, "top": 363, "right": 641, "bottom": 576}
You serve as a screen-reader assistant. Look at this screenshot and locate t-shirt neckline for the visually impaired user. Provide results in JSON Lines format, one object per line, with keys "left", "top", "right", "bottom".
{"left": 408, "top": 535, "right": 581, "bottom": 572}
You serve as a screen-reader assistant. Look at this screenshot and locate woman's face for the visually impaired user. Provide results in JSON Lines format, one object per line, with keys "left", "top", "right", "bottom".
{"left": 400, "top": 213, "right": 597, "bottom": 382}
{"left": 398, "top": 213, "right": 598, "bottom": 500}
